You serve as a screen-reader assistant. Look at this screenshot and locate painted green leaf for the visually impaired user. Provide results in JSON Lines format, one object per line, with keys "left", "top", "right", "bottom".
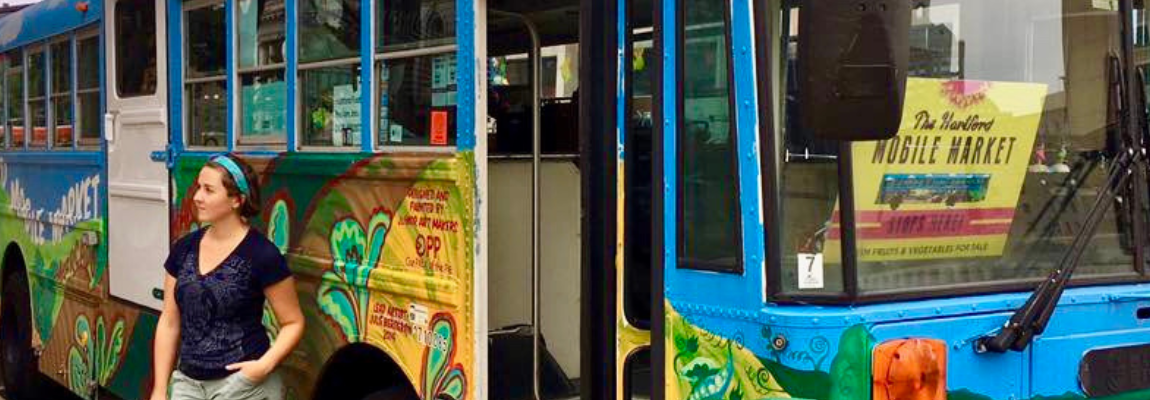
{"left": 684, "top": 360, "right": 720, "bottom": 382}
{"left": 68, "top": 346, "right": 89, "bottom": 394}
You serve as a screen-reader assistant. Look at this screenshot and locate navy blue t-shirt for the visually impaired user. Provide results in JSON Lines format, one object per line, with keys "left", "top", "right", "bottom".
{"left": 163, "top": 227, "right": 291, "bottom": 380}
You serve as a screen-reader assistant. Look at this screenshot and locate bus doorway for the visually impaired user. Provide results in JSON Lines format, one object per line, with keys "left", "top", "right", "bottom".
{"left": 484, "top": 0, "right": 656, "bottom": 398}
{"left": 485, "top": 3, "right": 583, "bottom": 399}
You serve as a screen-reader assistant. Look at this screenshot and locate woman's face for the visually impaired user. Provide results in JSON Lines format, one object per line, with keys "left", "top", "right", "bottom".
{"left": 193, "top": 166, "right": 241, "bottom": 224}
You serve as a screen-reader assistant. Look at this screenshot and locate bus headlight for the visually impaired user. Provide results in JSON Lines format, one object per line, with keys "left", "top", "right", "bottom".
{"left": 872, "top": 338, "right": 947, "bottom": 400}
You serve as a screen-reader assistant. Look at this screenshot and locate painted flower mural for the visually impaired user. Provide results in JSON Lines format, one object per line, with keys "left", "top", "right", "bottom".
{"left": 67, "top": 315, "right": 126, "bottom": 394}
{"left": 421, "top": 314, "right": 466, "bottom": 400}
{"left": 318, "top": 211, "right": 392, "bottom": 343}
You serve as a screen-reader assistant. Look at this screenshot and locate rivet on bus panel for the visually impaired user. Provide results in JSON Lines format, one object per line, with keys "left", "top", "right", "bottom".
{"left": 771, "top": 335, "right": 788, "bottom": 351}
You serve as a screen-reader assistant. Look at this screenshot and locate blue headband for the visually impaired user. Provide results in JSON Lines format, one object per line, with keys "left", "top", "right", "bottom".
{"left": 210, "top": 155, "right": 251, "bottom": 196}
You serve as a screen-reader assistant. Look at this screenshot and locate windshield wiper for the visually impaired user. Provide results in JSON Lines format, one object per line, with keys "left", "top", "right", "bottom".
{"left": 976, "top": 149, "right": 1138, "bottom": 353}
{"left": 977, "top": 53, "right": 1142, "bottom": 354}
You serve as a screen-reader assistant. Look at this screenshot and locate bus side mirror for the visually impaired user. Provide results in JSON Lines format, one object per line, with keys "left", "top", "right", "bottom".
{"left": 798, "top": 0, "right": 910, "bottom": 141}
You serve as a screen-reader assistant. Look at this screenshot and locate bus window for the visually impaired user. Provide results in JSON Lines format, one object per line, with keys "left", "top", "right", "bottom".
{"left": 300, "top": 64, "right": 361, "bottom": 147}
{"left": 624, "top": 5, "right": 654, "bottom": 326}
{"left": 50, "top": 39, "right": 72, "bottom": 148}
{"left": 376, "top": 0, "right": 457, "bottom": 148}
{"left": 678, "top": 0, "right": 741, "bottom": 273}
{"left": 115, "top": 0, "right": 157, "bottom": 97}
{"left": 77, "top": 33, "right": 99, "bottom": 146}
{"left": 778, "top": 0, "right": 1137, "bottom": 296}
{"left": 774, "top": 7, "right": 846, "bottom": 295}
{"left": 377, "top": 0, "right": 455, "bottom": 53}
{"left": 299, "top": 0, "right": 360, "bottom": 148}
{"left": 7, "top": 51, "right": 22, "bottom": 148}
{"left": 378, "top": 54, "right": 457, "bottom": 147}
{"left": 487, "top": 45, "right": 580, "bottom": 155}
{"left": 184, "top": 1, "right": 226, "bottom": 148}
{"left": 237, "top": 0, "right": 287, "bottom": 147}
{"left": 27, "top": 47, "right": 46, "bottom": 148}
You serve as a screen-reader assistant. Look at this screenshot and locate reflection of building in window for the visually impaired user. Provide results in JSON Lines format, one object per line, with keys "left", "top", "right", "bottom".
{"left": 300, "top": 0, "right": 360, "bottom": 62}
{"left": 910, "top": 24, "right": 959, "bottom": 78}
{"left": 257, "top": 0, "right": 285, "bottom": 64}
{"left": 379, "top": 0, "right": 455, "bottom": 52}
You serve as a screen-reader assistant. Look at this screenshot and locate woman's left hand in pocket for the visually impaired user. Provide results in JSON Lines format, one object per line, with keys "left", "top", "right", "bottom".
{"left": 225, "top": 359, "right": 272, "bottom": 383}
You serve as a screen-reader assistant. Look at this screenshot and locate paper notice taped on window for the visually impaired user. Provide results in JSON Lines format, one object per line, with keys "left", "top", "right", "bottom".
{"left": 798, "top": 253, "right": 824, "bottom": 290}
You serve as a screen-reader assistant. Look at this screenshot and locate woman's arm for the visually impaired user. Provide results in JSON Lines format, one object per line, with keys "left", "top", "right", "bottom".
{"left": 150, "top": 275, "right": 180, "bottom": 400}
{"left": 227, "top": 277, "right": 304, "bottom": 380}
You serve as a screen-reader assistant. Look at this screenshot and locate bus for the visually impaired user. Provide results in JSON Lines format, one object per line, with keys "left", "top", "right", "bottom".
{"left": 0, "top": 0, "right": 1149, "bottom": 399}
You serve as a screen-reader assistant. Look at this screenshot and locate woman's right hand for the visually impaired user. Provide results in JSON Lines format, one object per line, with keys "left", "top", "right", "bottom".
{"left": 149, "top": 390, "right": 167, "bottom": 400}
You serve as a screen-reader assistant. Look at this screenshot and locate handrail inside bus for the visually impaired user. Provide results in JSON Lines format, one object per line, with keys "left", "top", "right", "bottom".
{"left": 489, "top": 8, "right": 544, "bottom": 400}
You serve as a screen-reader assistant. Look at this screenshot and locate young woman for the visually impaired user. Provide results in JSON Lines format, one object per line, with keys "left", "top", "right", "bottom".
{"left": 151, "top": 154, "right": 304, "bottom": 400}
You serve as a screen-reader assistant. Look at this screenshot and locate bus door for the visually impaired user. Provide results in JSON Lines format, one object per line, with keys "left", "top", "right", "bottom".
{"left": 656, "top": 0, "right": 764, "bottom": 397}
{"left": 104, "top": 0, "right": 169, "bottom": 310}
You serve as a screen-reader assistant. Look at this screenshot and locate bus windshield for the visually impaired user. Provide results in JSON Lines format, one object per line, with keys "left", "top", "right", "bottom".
{"left": 775, "top": 0, "right": 1142, "bottom": 297}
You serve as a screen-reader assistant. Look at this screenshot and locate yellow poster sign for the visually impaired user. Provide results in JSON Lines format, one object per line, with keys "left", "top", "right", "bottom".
{"left": 827, "top": 78, "right": 1048, "bottom": 262}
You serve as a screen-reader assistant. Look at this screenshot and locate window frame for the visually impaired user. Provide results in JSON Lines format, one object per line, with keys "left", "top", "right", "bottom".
{"left": 182, "top": 0, "right": 228, "bottom": 150}
{"left": 75, "top": 28, "right": 101, "bottom": 149}
{"left": 25, "top": 44, "right": 48, "bottom": 149}
{"left": 234, "top": 0, "right": 288, "bottom": 149}
{"left": 758, "top": 0, "right": 1150, "bottom": 305}
{"left": 48, "top": 36, "right": 74, "bottom": 151}
{"left": 674, "top": 0, "right": 744, "bottom": 274}
{"left": 5, "top": 49, "right": 24, "bottom": 150}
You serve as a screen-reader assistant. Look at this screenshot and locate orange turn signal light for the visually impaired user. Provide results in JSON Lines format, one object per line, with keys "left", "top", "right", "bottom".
{"left": 872, "top": 338, "right": 947, "bottom": 400}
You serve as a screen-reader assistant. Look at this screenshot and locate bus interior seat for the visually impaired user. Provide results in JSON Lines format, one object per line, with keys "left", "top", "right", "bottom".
{"left": 488, "top": 324, "right": 579, "bottom": 400}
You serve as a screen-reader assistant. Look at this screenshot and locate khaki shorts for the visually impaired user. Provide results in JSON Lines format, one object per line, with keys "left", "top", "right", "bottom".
{"left": 170, "top": 369, "right": 285, "bottom": 400}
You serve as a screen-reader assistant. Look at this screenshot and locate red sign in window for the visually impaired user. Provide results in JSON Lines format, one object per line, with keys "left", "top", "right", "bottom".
{"left": 430, "top": 111, "right": 448, "bottom": 146}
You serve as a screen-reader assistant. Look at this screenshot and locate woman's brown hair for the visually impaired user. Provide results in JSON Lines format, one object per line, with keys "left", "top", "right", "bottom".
{"left": 205, "top": 153, "right": 261, "bottom": 219}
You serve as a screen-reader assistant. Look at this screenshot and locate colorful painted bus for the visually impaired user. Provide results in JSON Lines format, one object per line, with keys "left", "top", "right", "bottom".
{"left": 2, "top": 0, "right": 1150, "bottom": 400}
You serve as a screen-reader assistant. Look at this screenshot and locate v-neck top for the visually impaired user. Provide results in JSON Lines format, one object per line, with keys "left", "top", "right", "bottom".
{"left": 163, "top": 227, "right": 291, "bottom": 380}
